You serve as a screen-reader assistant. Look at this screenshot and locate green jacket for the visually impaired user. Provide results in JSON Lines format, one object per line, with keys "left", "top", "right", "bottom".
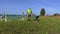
{"left": 27, "top": 9, "right": 32, "bottom": 14}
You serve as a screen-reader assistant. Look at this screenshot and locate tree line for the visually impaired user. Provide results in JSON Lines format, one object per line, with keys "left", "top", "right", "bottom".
{"left": 40, "top": 8, "right": 59, "bottom": 16}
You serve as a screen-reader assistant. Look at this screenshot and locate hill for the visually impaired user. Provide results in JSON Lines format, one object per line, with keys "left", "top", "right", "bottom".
{"left": 0, "top": 16, "right": 60, "bottom": 34}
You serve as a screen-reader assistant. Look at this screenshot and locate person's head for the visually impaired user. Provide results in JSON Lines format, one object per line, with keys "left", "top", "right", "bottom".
{"left": 29, "top": 8, "right": 31, "bottom": 9}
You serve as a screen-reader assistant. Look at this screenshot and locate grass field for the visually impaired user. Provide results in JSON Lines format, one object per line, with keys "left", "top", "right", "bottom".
{"left": 0, "top": 16, "right": 60, "bottom": 34}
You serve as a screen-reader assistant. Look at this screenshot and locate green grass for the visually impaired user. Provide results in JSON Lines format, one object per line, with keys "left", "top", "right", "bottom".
{"left": 0, "top": 16, "right": 60, "bottom": 34}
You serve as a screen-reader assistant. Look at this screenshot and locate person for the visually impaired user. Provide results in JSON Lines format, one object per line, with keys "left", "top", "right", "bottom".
{"left": 27, "top": 8, "right": 32, "bottom": 21}
{"left": 34, "top": 14, "right": 40, "bottom": 21}
{"left": 34, "top": 16, "right": 39, "bottom": 20}
{"left": 22, "top": 12, "right": 24, "bottom": 20}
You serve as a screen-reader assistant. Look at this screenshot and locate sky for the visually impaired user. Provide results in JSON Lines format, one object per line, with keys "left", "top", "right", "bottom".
{"left": 0, "top": 0, "right": 60, "bottom": 15}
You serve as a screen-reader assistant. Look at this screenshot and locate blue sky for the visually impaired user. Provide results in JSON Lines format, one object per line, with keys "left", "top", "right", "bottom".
{"left": 0, "top": 0, "right": 60, "bottom": 15}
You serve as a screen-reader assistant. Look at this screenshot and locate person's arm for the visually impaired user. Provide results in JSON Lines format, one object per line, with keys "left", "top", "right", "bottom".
{"left": 27, "top": 11, "right": 28, "bottom": 17}
{"left": 31, "top": 10, "right": 33, "bottom": 16}
{"left": 31, "top": 10, "right": 32, "bottom": 14}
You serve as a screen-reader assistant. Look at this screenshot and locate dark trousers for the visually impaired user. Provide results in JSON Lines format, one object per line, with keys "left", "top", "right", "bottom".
{"left": 34, "top": 16, "right": 39, "bottom": 20}
{"left": 28, "top": 14, "right": 31, "bottom": 21}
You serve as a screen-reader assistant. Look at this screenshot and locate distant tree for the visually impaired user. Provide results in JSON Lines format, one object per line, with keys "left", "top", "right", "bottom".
{"left": 53, "top": 13, "right": 59, "bottom": 16}
{"left": 40, "top": 8, "right": 45, "bottom": 16}
{"left": 54, "top": 14, "right": 57, "bottom": 16}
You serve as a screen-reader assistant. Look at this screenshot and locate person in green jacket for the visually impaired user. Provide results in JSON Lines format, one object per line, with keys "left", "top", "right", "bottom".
{"left": 27, "top": 8, "right": 32, "bottom": 21}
